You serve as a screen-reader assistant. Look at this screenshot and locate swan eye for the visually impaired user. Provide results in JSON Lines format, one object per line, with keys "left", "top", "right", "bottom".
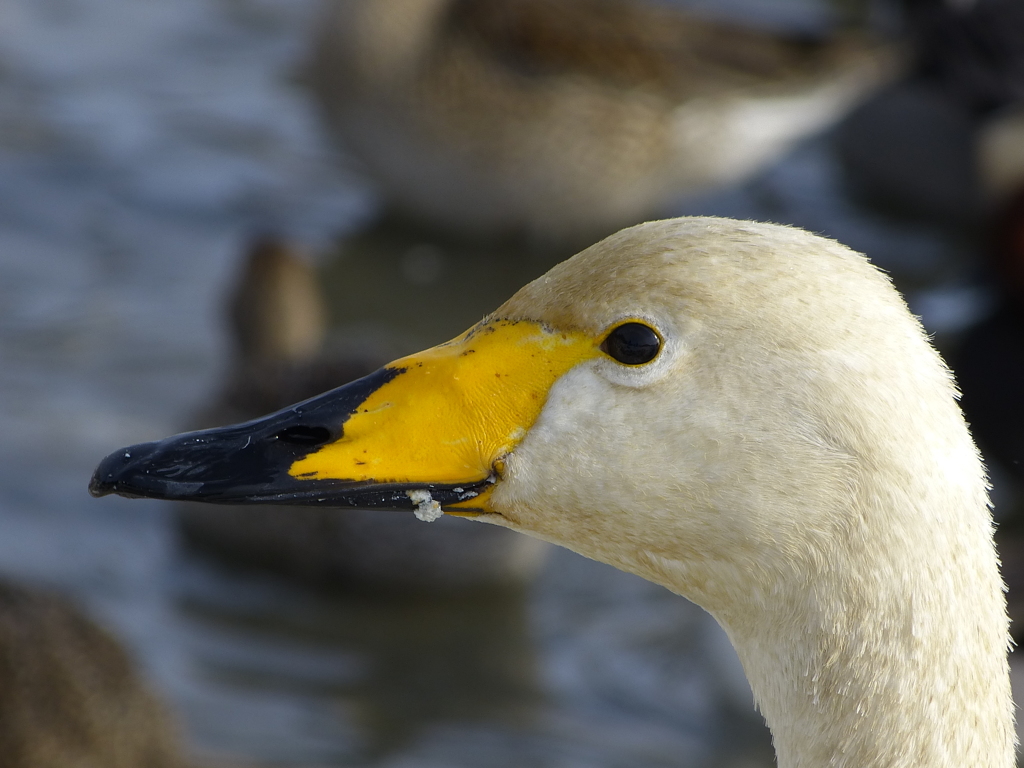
{"left": 601, "top": 322, "right": 661, "bottom": 366}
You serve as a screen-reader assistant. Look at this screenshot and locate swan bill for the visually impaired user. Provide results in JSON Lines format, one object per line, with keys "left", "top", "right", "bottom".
{"left": 89, "top": 319, "right": 599, "bottom": 513}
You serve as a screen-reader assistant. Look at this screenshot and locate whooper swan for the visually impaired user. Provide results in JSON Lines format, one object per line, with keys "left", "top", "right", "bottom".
{"left": 91, "top": 217, "right": 1015, "bottom": 768}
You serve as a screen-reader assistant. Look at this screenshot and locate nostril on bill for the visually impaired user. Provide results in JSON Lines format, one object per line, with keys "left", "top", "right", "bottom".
{"left": 273, "top": 425, "right": 332, "bottom": 447}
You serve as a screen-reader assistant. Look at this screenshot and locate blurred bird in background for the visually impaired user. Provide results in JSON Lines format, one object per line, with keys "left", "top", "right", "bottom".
{"left": 309, "top": 0, "right": 894, "bottom": 244}
{"left": 0, "top": 580, "right": 184, "bottom": 768}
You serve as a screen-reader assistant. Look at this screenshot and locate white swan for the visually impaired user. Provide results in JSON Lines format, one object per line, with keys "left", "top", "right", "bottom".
{"left": 91, "top": 217, "right": 1015, "bottom": 767}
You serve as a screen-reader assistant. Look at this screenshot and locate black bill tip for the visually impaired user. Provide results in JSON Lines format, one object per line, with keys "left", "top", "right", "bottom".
{"left": 88, "top": 367, "right": 401, "bottom": 504}
{"left": 88, "top": 429, "right": 493, "bottom": 510}
{"left": 87, "top": 366, "right": 493, "bottom": 511}
{"left": 89, "top": 441, "right": 170, "bottom": 499}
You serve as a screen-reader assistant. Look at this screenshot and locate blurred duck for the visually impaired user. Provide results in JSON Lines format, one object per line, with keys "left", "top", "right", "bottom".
{"left": 178, "top": 237, "right": 551, "bottom": 590}
{"left": 310, "top": 0, "right": 893, "bottom": 242}
{"left": 0, "top": 579, "right": 182, "bottom": 768}
{"left": 205, "top": 237, "right": 358, "bottom": 421}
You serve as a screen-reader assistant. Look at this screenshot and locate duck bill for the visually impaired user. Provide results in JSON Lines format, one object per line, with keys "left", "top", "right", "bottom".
{"left": 89, "top": 319, "right": 599, "bottom": 515}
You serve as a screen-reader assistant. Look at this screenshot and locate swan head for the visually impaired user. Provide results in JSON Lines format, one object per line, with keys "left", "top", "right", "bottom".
{"left": 90, "top": 217, "right": 987, "bottom": 604}
{"left": 91, "top": 217, "right": 1013, "bottom": 765}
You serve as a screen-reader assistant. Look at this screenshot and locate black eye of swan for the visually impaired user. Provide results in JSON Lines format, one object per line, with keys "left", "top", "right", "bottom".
{"left": 601, "top": 322, "right": 661, "bottom": 366}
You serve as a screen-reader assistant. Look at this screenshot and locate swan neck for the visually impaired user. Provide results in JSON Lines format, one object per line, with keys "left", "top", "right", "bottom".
{"left": 709, "top": 521, "right": 1015, "bottom": 767}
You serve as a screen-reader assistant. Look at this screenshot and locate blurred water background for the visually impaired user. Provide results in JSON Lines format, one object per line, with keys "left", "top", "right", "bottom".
{"left": 0, "top": 0, "right": 1020, "bottom": 766}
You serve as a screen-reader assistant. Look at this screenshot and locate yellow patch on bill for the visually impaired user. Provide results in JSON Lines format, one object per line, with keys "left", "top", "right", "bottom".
{"left": 287, "top": 320, "right": 599, "bottom": 495}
